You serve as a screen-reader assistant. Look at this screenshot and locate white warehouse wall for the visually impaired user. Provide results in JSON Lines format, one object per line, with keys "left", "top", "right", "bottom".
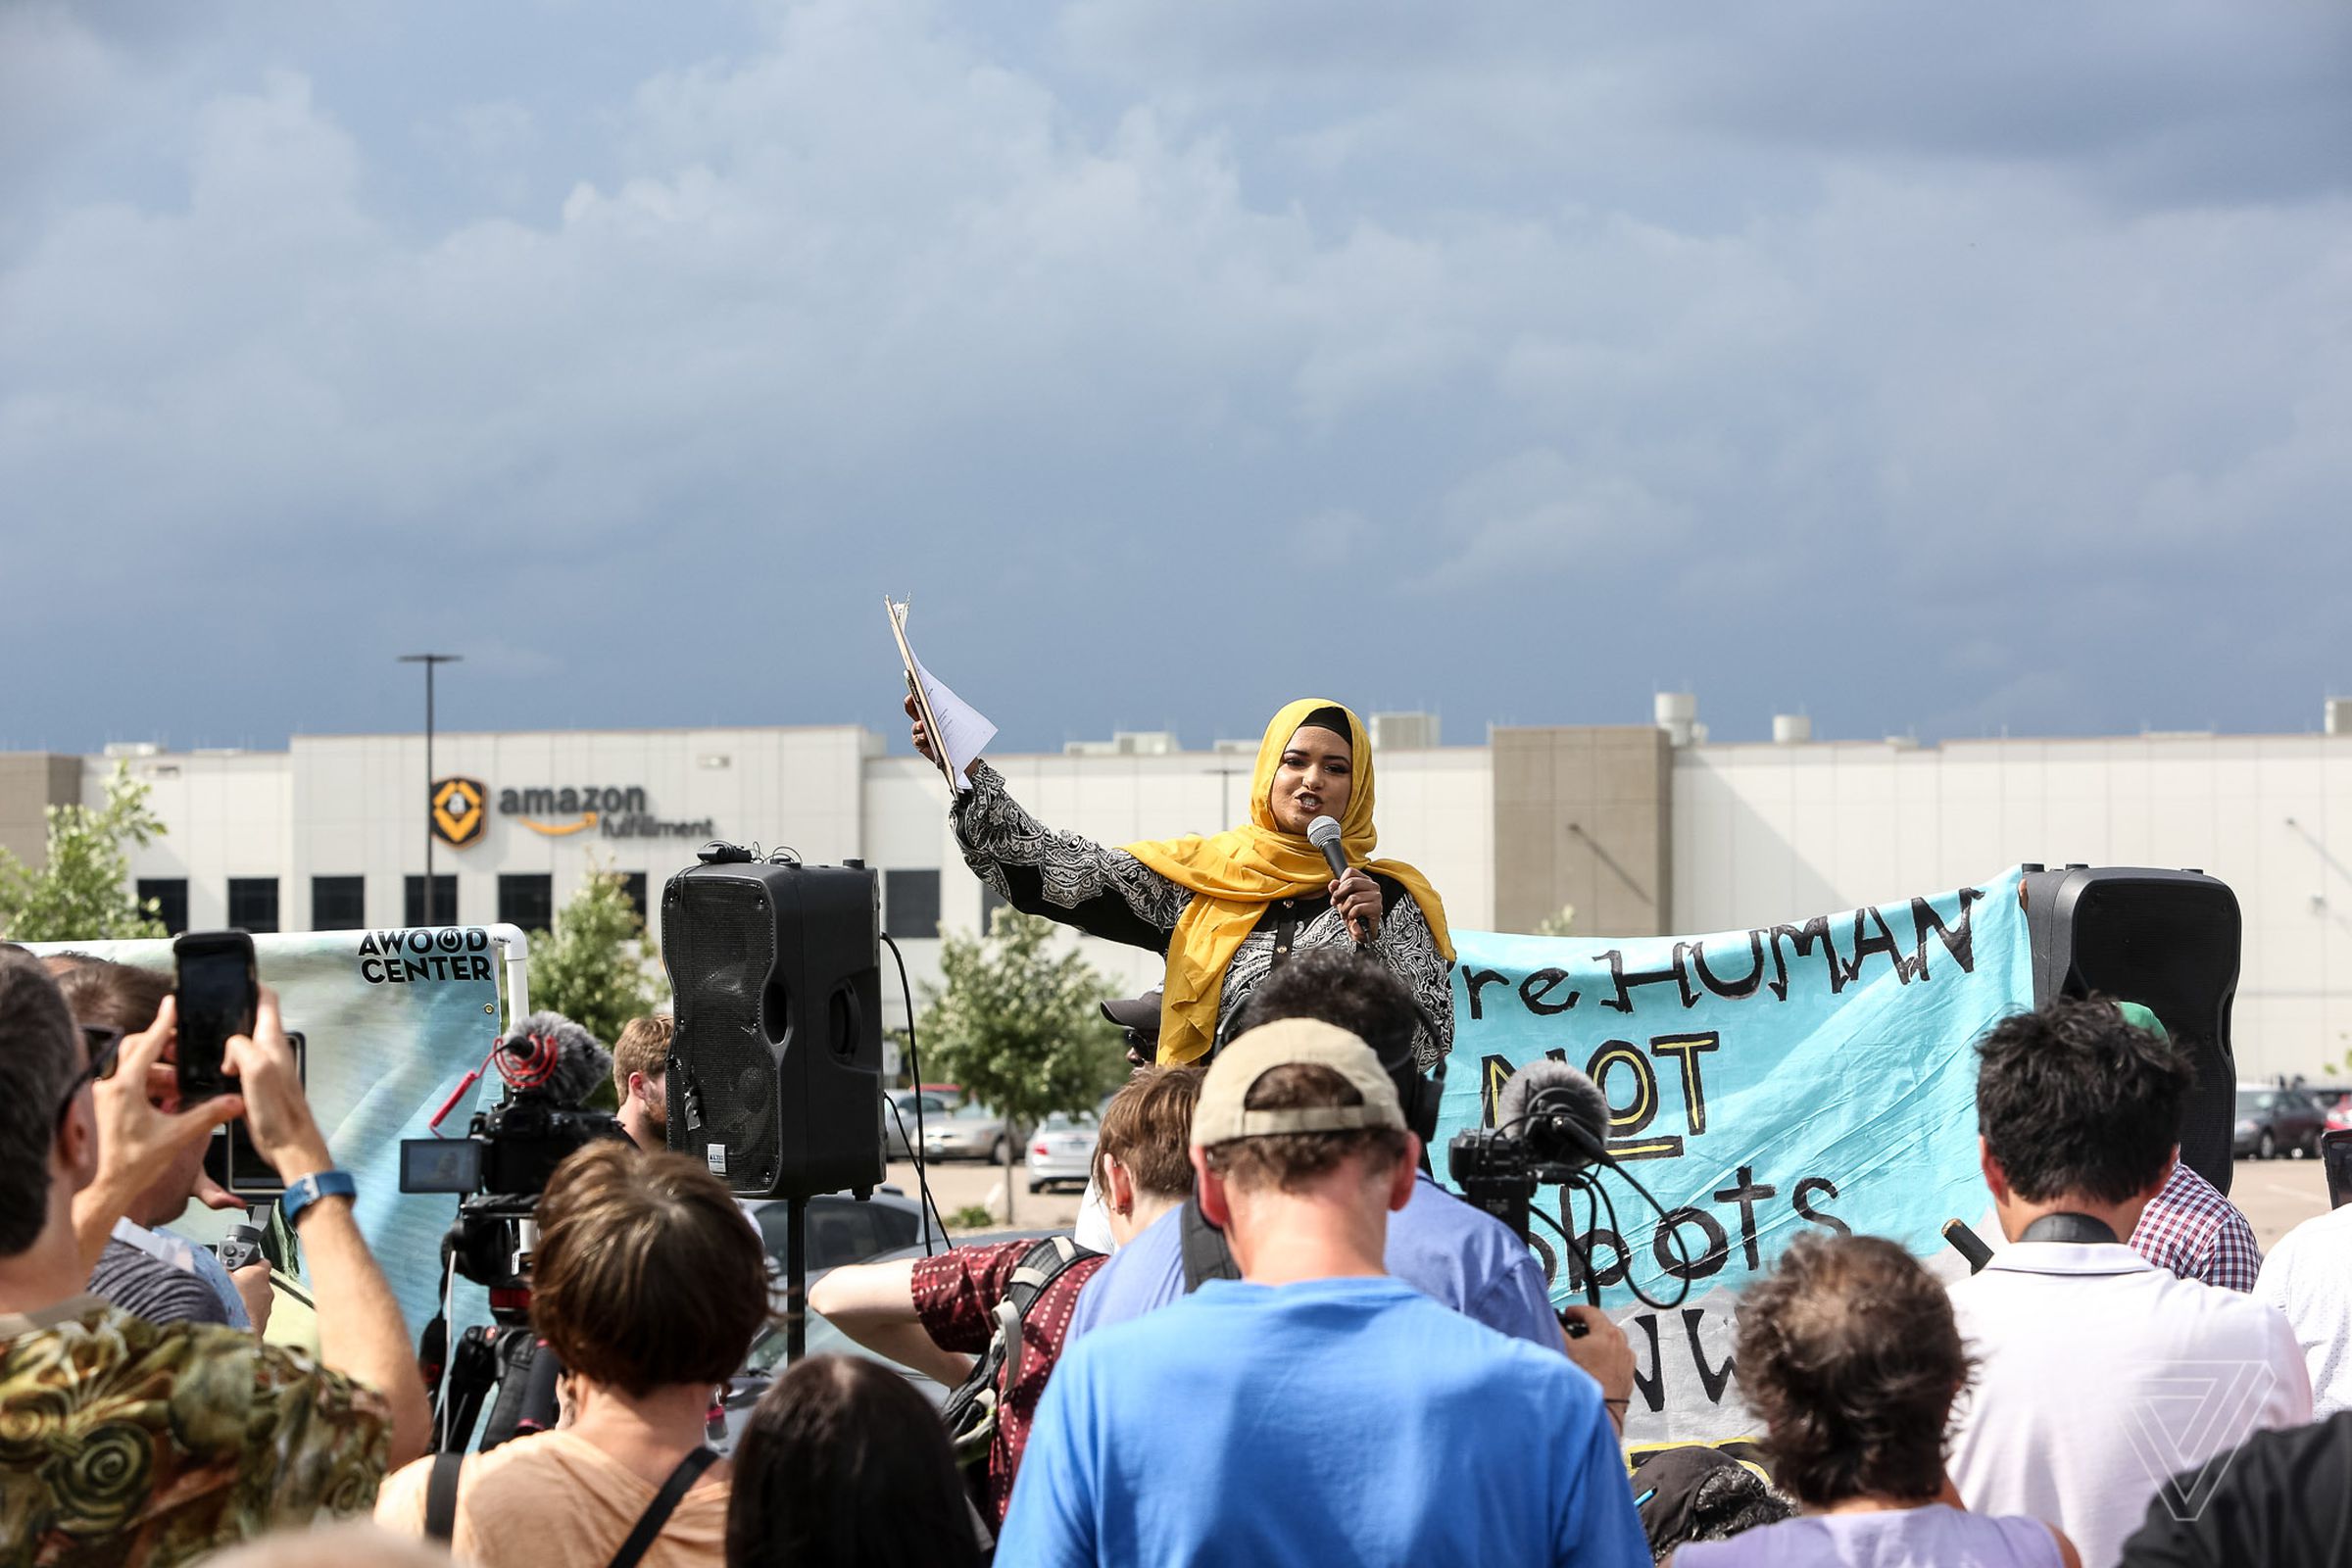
{"left": 1673, "top": 735, "right": 2352, "bottom": 1082}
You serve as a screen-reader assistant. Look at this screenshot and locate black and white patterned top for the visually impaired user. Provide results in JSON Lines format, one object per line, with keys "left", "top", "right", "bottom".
{"left": 951, "top": 760, "right": 1454, "bottom": 1068}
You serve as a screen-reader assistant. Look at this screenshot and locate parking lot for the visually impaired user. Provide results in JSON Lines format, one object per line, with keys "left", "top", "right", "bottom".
{"left": 2230, "top": 1155, "right": 2332, "bottom": 1249}
{"left": 893, "top": 1154, "right": 2336, "bottom": 1248}
{"left": 888, "top": 1156, "right": 1089, "bottom": 1235}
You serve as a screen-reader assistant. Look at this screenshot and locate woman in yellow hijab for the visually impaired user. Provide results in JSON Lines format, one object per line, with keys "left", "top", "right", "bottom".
{"left": 909, "top": 696, "right": 1454, "bottom": 1067}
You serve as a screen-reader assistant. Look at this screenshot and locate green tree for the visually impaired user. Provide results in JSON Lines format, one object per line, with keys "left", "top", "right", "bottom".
{"left": 0, "top": 761, "right": 169, "bottom": 942}
{"left": 1532, "top": 902, "right": 1577, "bottom": 939}
{"left": 918, "top": 908, "right": 1128, "bottom": 1223}
{"left": 526, "top": 861, "right": 667, "bottom": 1053}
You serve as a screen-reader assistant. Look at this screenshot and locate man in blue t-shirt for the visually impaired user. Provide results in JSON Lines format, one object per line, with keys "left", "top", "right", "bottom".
{"left": 1068, "top": 950, "right": 1560, "bottom": 1351}
{"left": 995, "top": 1017, "right": 1647, "bottom": 1568}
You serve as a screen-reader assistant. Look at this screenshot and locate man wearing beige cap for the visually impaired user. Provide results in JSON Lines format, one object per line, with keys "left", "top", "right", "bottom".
{"left": 993, "top": 1018, "right": 1646, "bottom": 1568}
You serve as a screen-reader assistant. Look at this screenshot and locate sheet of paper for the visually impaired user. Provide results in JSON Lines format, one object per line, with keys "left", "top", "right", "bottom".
{"left": 886, "top": 599, "right": 998, "bottom": 794}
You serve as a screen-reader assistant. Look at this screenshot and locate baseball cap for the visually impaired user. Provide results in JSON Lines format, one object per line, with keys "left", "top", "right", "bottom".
{"left": 1190, "top": 1017, "right": 1406, "bottom": 1149}
{"left": 1100, "top": 987, "right": 1163, "bottom": 1037}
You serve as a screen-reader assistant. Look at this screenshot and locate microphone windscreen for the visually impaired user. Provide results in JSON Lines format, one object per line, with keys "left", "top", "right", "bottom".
{"left": 1496, "top": 1058, "right": 1610, "bottom": 1168}
{"left": 1305, "top": 814, "right": 1344, "bottom": 851}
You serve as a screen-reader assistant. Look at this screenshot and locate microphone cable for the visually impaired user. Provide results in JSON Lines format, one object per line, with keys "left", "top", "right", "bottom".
{"left": 879, "top": 933, "right": 947, "bottom": 1255}
{"left": 1486, "top": 1097, "right": 1695, "bottom": 1312}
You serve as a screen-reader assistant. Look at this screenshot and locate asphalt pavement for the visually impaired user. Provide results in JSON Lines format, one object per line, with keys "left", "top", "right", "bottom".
{"left": 2230, "top": 1155, "right": 2333, "bottom": 1250}
{"left": 889, "top": 1156, "right": 1087, "bottom": 1235}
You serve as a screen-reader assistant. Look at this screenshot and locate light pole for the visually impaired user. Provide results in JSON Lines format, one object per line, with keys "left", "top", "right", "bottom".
{"left": 1202, "top": 763, "right": 1250, "bottom": 827}
{"left": 399, "top": 654, "right": 462, "bottom": 923}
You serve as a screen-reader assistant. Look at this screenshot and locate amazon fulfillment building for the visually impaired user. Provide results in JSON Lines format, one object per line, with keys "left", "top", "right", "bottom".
{"left": 9, "top": 696, "right": 2352, "bottom": 1080}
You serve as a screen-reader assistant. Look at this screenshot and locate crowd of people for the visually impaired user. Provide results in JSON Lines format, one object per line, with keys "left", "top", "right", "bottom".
{"left": 5, "top": 934, "right": 2350, "bottom": 1567}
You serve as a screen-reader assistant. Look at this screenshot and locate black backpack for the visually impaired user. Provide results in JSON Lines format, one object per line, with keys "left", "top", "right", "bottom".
{"left": 938, "top": 1235, "right": 1101, "bottom": 1505}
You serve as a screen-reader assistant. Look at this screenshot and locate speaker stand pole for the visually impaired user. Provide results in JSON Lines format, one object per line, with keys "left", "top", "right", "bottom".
{"left": 785, "top": 1195, "right": 807, "bottom": 1364}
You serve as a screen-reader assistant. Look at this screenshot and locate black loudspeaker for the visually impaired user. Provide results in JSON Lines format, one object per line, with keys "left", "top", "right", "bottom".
{"left": 2022, "top": 865, "right": 2241, "bottom": 1193}
{"left": 662, "top": 858, "right": 885, "bottom": 1199}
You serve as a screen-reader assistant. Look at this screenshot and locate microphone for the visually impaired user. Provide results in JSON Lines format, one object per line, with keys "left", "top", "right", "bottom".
{"left": 493, "top": 1010, "right": 614, "bottom": 1109}
{"left": 1497, "top": 1058, "right": 1611, "bottom": 1170}
{"left": 1305, "top": 814, "right": 1348, "bottom": 880}
{"left": 1941, "top": 1218, "right": 1994, "bottom": 1274}
{"left": 1305, "top": 815, "right": 1366, "bottom": 943}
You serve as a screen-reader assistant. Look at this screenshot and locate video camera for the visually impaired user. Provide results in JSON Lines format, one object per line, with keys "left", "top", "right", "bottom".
{"left": 1446, "top": 1057, "right": 1610, "bottom": 1242}
{"left": 399, "top": 1011, "right": 624, "bottom": 1298}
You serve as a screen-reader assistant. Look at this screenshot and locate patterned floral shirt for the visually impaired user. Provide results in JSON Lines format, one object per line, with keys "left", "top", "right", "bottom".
{"left": 952, "top": 760, "right": 1455, "bottom": 1068}
{"left": 0, "top": 1296, "right": 389, "bottom": 1568}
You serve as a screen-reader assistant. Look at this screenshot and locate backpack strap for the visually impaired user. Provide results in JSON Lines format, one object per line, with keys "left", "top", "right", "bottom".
{"left": 1179, "top": 1192, "right": 1241, "bottom": 1293}
{"left": 995, "top": 1235, "right": 1090, "bottom": 1396}
{"left": 607, "top": 1448, "right": 718, "bottom": 1568}
{"left": 939, "top": 1234, "right": 1102, "bottom": 1494}
{"left": 423, "top": 1449, "right": 466, "bottom": 1544}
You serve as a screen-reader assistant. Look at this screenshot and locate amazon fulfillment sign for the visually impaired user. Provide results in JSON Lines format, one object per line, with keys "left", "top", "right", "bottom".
{"left": 429, "top": 776, "right": 716, "bottom": 847}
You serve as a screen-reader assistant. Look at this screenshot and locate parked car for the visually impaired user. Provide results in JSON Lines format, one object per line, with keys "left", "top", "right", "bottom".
{"left": 922, "top": 1101, "right": 1023, "bottom": 1163}
{"left": 744, "top": 1188, "right": 943, "bottom": 1282}
{"left": 1027, "top": 1110, "right": 1100, "bottom": 1193}
{"left": 2233, "top": 1085, "right": 2328, "bottom": 1159}
{"left": 883, "top": 1090, "right": 956, "bottom": 1159}
{"left": 2313, "top": 1086, "right": 2352, "bottom": 1133}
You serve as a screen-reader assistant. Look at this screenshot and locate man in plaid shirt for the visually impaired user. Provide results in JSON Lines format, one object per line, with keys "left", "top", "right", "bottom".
{"left": 808, "top": 1067, "right": 1200, "bottom": 1525}
{"left": 2116, "top": 1002, "right": 2262, "bottom": 1292}
{"left": 2130, "top": 1156, "right": 2262, "bottom": 1291}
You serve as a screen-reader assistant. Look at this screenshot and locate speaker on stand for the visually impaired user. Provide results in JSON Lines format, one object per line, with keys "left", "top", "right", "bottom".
{"left": 663, "top": 849, "right": 886, "bottom": 1359}
{"left": 2021, "top": 864, "right": 2241, "bottom": 1192}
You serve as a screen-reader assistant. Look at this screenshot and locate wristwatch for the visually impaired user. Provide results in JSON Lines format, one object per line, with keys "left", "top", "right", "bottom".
{"left": 280, "top": 1169, "right": 358, "bottom": 1228}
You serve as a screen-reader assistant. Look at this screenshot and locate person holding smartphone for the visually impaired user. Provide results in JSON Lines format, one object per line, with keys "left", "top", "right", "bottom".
{"left": 0, "top": 947, "right": 430, "bottom": 1564}
{"left": 48, "top": 957, "right": 262, "bottom": 1329}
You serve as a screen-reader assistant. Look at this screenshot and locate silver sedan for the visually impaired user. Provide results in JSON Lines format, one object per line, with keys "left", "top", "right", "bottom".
{"left": 1026, "top": 1111, "right": 1100, "bottom": 1193}
{"left": 920, "top": 1102, "right": 1019, "bottom": 1164}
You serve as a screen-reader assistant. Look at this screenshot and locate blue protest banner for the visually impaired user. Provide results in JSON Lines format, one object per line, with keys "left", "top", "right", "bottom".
{"left": 1440, "top": 867, "right": 2032, "bottom": 1444}
{"left": 28, "top": 928, "right": 511, "bottom": 1339}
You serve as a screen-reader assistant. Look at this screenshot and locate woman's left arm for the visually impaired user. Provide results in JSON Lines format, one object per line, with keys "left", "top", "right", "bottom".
{"left": 1372, "top": 890, "right": 1454, "bottom": 1071}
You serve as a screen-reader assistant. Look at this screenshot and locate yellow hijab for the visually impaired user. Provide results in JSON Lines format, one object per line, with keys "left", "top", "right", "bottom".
{"left": 1122, "top": 698, "right": 1455, "bottom": 1065}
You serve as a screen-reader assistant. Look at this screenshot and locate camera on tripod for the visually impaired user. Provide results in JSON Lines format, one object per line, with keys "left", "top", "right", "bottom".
{"left": 399, "top": 1088, "right": 624, "bottom": 1294}
{"left": 403, "top": 1012, "right": 624, "bottom": 1454}
{"left": 1446, "top": 1056, "right": 1611, "bottom": 1245}
{"left": 401, "top": 1013, "right": 623, "bottom": 1298}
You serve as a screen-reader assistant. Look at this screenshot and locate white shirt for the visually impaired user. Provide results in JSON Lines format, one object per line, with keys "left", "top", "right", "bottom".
{"left": 1946, "top": 1240, "right": 2311, "bottom": 1568}
{"left": 2252, "top": 1200, "right": 2352, "bottom": 1417}
{"left": 1072, "top": 1179, "right": 1115, "bottom": 1253}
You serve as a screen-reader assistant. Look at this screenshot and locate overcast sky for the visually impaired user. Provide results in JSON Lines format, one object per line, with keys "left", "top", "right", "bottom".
{"left": 6, "top": 0, "right": 2350, "bottom": 756}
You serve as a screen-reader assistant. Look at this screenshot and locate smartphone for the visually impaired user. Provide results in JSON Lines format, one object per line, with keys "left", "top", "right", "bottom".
{"left": 173, "top": 930, "right": 256, "bottom": 1102}
{"left": 204, "top": 1031, "right": 304, "bottom": 1198}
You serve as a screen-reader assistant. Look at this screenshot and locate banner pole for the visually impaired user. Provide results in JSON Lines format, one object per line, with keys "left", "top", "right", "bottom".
{"left": 487, "top": 923, "right": 530, "bottom": 1030}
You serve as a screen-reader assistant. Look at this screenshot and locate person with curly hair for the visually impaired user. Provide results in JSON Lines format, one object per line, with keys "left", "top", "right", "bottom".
{"left": 1677, "top": 1232, "right": 2078, "bottom": 1567}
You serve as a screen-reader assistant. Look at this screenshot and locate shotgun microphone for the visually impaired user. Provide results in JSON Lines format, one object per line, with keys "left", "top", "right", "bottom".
{"left": 1496, "top": 1058, "right": 1612, "bottom": 1171}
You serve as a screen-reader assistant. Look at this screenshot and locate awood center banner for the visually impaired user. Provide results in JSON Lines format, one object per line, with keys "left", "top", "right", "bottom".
{"left": 27, "top": 927, "right": 507, "bottom": 1334}
{"left": 1439, "top": 867, "right": 2032, "bottom": 1445}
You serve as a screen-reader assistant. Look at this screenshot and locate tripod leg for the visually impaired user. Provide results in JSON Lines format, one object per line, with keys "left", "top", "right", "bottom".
{"left": 438, "top": 1327, "right": 498, "bottom": 1453}
{"left": 480, "top": 1330, "right": 564, "bottom": 1451}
